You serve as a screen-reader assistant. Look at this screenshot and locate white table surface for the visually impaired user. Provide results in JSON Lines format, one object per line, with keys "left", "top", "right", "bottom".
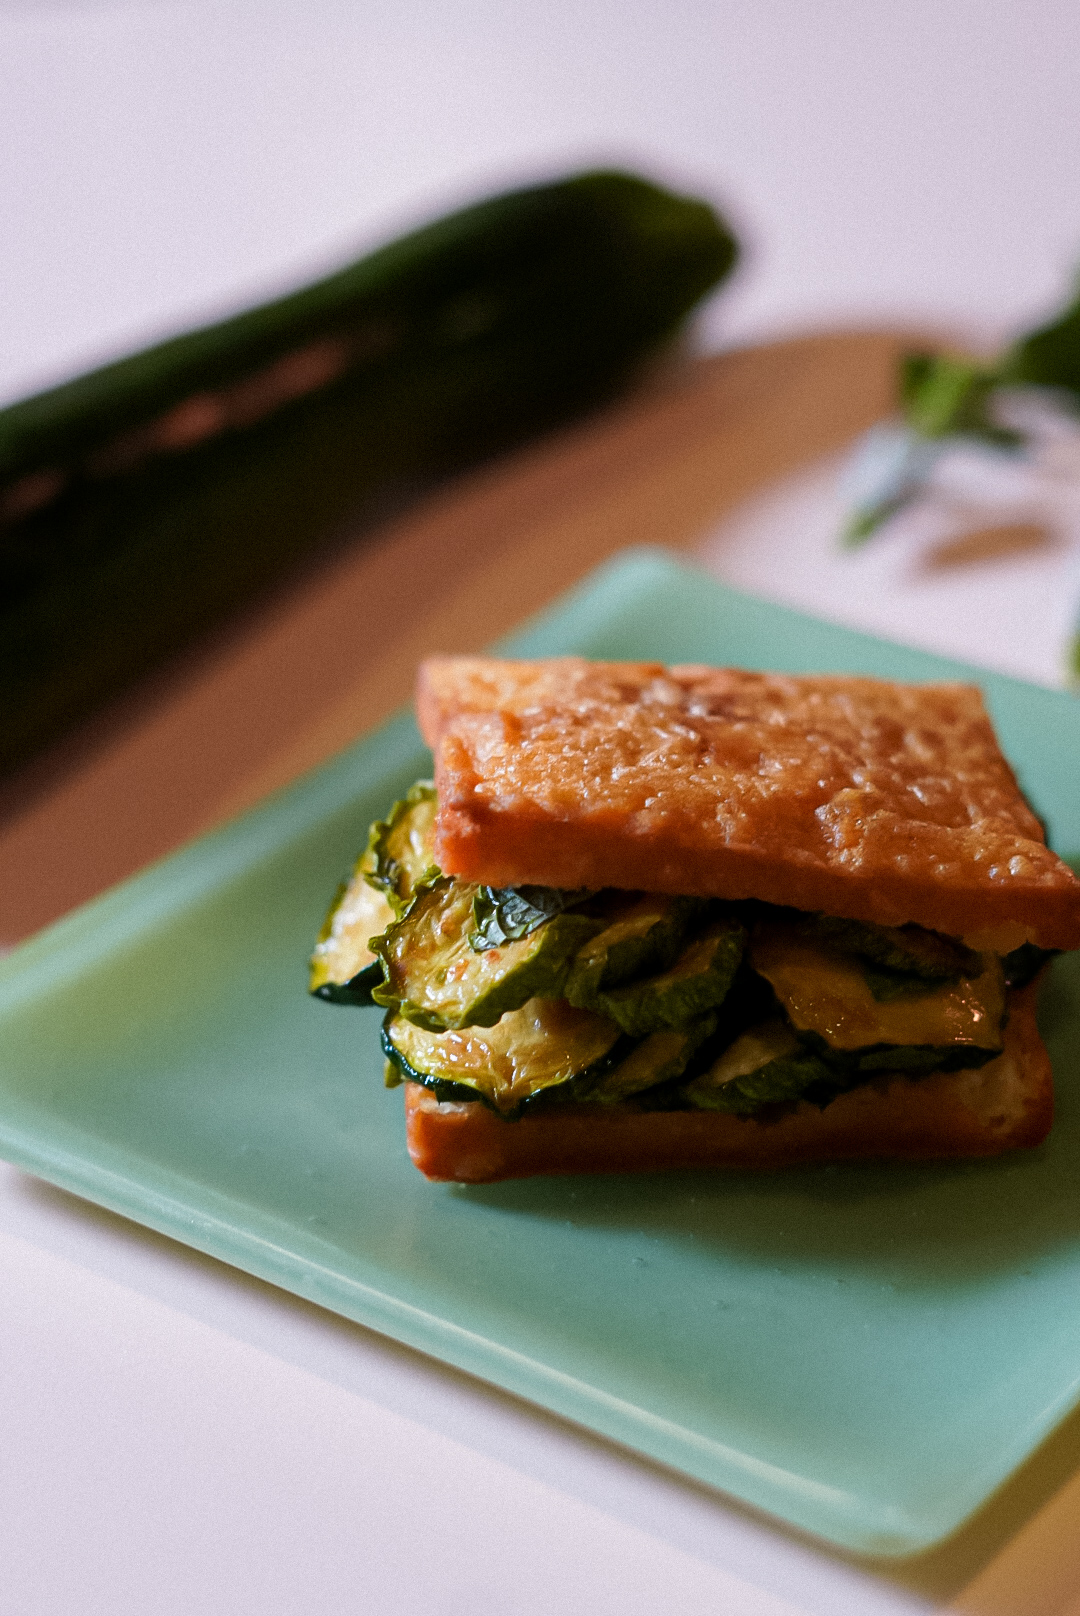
{"left": 4, "top": 4, "right": 1080, "bottom": 1611}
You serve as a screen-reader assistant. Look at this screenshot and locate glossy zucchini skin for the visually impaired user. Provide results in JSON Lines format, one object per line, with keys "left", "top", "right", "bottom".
{"left": 574, "top": 916, "right": 747, "bottom": 1036}
{"left": 365, "top": 782, "right": 440, "bottom": 918}
{"left": 381, "top": 999, "right": 626, "bottom": 1115}
{"left": 795, "top": 913, "right": 980, "bottom": 981}
{"left": 582, "top": 1014, "right": 717, "bottom": 1105}
{"left": 373, "top": 876, "right": 603, "bottom": 1031}
{"left": 1, "top": 170, "right": 737, "bottom": 775}
{"left": 313, "top": 963, "right": 384, "bottom": 1009}
{"left": 308, "top": 780, "right": 438, "bottom": 1005}
{"left": 308, "top": 869, "right": 392, "bottom": 1006}
{"left": 564, "top": 893, "right": 705, "bottom": 1002}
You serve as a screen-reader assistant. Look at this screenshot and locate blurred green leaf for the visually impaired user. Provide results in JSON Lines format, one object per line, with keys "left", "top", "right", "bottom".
{"left": 899, "top": 352, "right": 1018, "bottom": 444}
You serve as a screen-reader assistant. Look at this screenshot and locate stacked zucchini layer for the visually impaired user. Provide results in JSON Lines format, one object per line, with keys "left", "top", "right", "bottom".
{"left": 311, "top": 784, "right": 1034, "bottom": 1118}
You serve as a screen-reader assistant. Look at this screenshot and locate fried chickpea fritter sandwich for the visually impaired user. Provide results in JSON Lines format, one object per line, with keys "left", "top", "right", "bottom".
{"left": 310, "top": 657, "right": 1080, "bottom": 1182}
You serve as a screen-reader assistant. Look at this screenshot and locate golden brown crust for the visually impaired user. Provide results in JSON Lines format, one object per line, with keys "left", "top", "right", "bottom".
{"left": 404, "top": 983, "right": 1053, "bottom": 1182}
{"left": 417, "top": 656, "right": 670, "bottom": 749}
{"left": 420, "top": 658, "right": 1080, "bottom": 951}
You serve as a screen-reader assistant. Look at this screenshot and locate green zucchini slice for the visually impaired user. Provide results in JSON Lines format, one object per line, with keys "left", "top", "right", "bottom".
{"left": 565, "top": 892, "right": 705, "bottom": 1003}
{"left": 308, "top": 779, "right": 438, "bottom": 1004}
{"left": 798, "top": 914, "right": 980, "bottom": 980}
{"left": 365, "top": 782, "right": 440, "bottom": 917}
{"left": 750, "top": 920, "right": 1005, "bottom": 1064}
{"left": 581, "top": 1013, "right": 717, "bottom": 1105}
{"left": 682, "top": 1019, "right": 835, "bottom": 1114}
{"left": 308, "top": 863, "right": 394, "bottom": 1005}
{"left": 373, "top": 877, "right": 604, "bottom": 1030}
{"left": 579, "top": 916, "right": 746, "bottom": 1036}
{"left": 382, "top": 998, "right": 624, "bottom": 1113}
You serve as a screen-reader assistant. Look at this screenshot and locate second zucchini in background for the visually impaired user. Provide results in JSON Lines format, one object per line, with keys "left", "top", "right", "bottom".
{"left": 0, "top": 170, "right": 738, "bottom": 777}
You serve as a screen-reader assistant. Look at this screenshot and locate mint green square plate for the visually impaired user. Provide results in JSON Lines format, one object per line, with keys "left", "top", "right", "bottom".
{"left": 2, "top": 550, "right": 1079, "bottom": 1557}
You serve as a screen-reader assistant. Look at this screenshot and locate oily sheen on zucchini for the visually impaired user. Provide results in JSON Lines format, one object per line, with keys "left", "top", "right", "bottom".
{"left": 571, "top": 917, "right": 746, "bottom": 1036}
{"left": 364, "top": 782, "right": 440, "bottom": 917}
{"left": 373, "top": 877, "right": 603, "bottom": 1031}
{"left": 382, "top": 998, "right": 626, "bottom": 1113}
{"left": 308, "top": 782, "right": 438, "bottom": 1005}
{"left": 749, "top": 921, "right": 1006, "bottom": 1071}
{"left": 309, "top": 865, "right": 393, "bottom": 1006}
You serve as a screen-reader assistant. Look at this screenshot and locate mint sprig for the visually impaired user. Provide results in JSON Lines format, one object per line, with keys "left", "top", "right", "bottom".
{"left": 469, "top": 885, "right": 592, "bottom": 951}
{"left": 843, "top": 272, "right": 1080, "bottom": 676}
{"left": 843, "top": 355, "right": 1022, "bottom": 546}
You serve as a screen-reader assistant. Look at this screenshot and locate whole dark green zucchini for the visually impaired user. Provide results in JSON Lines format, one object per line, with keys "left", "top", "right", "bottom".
{"left": 0, "top": 170, "right": 737, "bottom": 775}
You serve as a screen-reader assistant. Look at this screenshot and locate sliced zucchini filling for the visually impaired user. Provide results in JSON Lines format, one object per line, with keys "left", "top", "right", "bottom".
{"left": 570, "top": 916, "right": 746, "bottom": 1035}
{"left": 682, "top": 1019, "right": 835, "bottom": 1114}
{"left": 373, "top": 877, "right": 604, "bottom": 1030}
{"left": 749, "top": 920, "right": 1005, "bottom": 1061}
{"left": 308, "top": 781, "right": 437, "bottom": 1005}
{"left": 317, "top": 781, "right": 1020, "bottom": 1121}
{"left": 308, "top": 859, "right": 396, "bottom": 1005}
{"left": 382, "top": 998, "right": 625, "bottom": 1113}
{"left": 794, "top": 914, "right": 981, "bottom": 981}
{"left": 580, "top": 1014, "right": 717, "bottom": 1105}
{"left": 365, "top": 782, "right": 440, "bottom": 917}
{"left": 565, "top": 893, "right": 705, "bottom": 1002}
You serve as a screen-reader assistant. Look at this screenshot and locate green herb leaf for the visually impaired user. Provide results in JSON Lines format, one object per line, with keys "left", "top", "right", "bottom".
{"left": 842, "top": 351, "right": 1020, "bottom": 552}
{"left": 845, "top": 266, "right": 1080, "bottom": 563}
{"left": 899, "top": 352, "right": 1016, "bottom": 444}
{"left": 470, "top": 885, "right": 591, "bottom": 950}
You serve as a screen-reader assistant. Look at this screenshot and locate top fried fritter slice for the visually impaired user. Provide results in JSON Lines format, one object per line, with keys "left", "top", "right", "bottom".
{"left": 419, "top": 659, "right": 1080, "bottom": 952}
{"left": 417, "top": 656, "right": 675, "bottom": 746}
